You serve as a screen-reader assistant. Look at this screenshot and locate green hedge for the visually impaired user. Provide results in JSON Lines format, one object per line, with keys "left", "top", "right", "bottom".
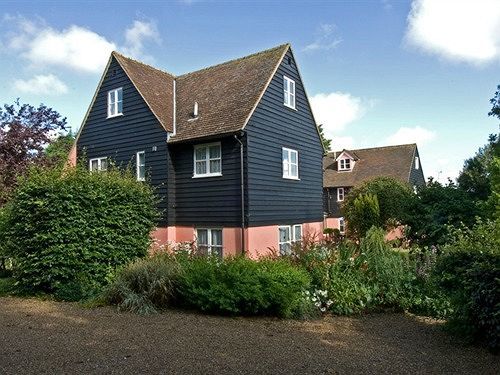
{"left": 3, "top": 165, "right": 159, "bottom": 298}
{"left": 177, "top": 256, "right": 312, "bottom": 318}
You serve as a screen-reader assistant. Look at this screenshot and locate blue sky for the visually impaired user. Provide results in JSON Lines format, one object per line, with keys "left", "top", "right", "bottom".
{"left": 1, "top": 0, "right": 499, "bottom": 181}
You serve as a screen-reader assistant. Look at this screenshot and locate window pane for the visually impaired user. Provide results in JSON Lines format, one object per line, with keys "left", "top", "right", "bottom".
{"left": 100, "top": 159, "right": 107, "bottom": 171}
{"left": 209, "top": 145, "right": 221, "bottom": 159}
{"left": 195, "top": 161, "right": 207, "bottom": 175}
{"left": 290, "top": 94, "right": 295, "bottom": 108}
{"left": 195, "top": 147, "right": 206, "bottom": 161}
{"left": 279, "top": 243, "right": 291, "bottom": 256}
{"left": 117, "top": 88, "right": 123, "bottom": 101}
{"left": 211, "top": 246, "right": 223, "bottom": 258}
{"left": 211, "top": 230, "right": 222, "bottom": 247}
{"left": 282, "top": 149, "right": 289, "bottom": 162}
{"left": 283, "top": 77, "right": 289, "bottom": 92}
{"left": 109, "top": 90, "right": 115, "bottom": 104}
{"left": 138, "top": 152, "right": 145, "bottom": 166}
{"left": 294, "top": 225, "right": 302, "bottom": 242}
{"left": 197, "top": 229, "right": 208, "bottom": 245}
{"left": 90, "top": 160, "right": 98, "bottom": 171}
{"left": 210, "top": 159, "right": 221, "bottom": 173}
{"left": 290, "top": 80, "right": 295, "bottom": 95}
{"left": 117, "top": 100, "right": 123, "bottom": 114}
{"left": 290, "top": 151, "right": 297, "bottom": 164}
{"left": 291, "top": 164, "right": 298, "bottom": 177}
{"left": 279, "top": 227, "right": 290, "bottom": 243}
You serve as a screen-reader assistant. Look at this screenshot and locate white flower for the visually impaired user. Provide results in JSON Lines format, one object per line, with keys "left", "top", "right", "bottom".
{"left": 320, "top": 307, "right": 326, "bottom": 312}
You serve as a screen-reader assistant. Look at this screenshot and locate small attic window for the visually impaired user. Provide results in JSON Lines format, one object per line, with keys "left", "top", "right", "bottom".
{"left": 415, "top": 156, "right": 420, "bottom": 170}
{"left": 339, "top": 158, "right": 351, "bottom": 171}
{"left": 287, "top": 56, "right": 292, "bottom": 65}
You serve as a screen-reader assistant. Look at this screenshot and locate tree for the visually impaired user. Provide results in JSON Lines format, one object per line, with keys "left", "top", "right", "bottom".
{"left": 45, "top": 131, "right": 75, "bottom": 166}
{"left": 345, "top": 193, "right": 381, "bottom": 238}
{"left": 342, "top": 177, "right": 413, "bottom": 233}
{"left": 0, "top": 100, "right": 67, "bottom": 204}
{"left": 317, "top": 123, "right": 332, "bottom": 152}
{"left": 488, "top": 84, "right": 500, "bottom": 121}
{"left": 406, "top": 178, "right": 479, "bottom": 247}
{"left": 457, "top": 134, "right": 498, "bottom": 202}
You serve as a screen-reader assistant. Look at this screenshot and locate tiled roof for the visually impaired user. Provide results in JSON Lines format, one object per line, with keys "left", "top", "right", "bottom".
{"left": 113, "top": 52, "right": 175, "bottom": 132}
{"left": 323, "top": 144, "right": 417, "bottom": 187}
{"left": 170, "top": 44, "right": 289, "bottom": 142}
{"left": 112, "top": 44, "right": 290, "bottom": 142}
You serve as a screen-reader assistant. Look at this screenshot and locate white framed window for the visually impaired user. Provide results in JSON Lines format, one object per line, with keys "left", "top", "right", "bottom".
{"left": 415, "top": 156, "right": 420, "bottom": 170}
{"left": 136, "top": 151, "right": 145, "bottom": 181}
{"left": 283, "top": 76, "right": 296, "bottom": 109}
{"left": 107, "top": 87, "right": 123, "bottom": 118}
{"left": 337, "top": 187, "right": 345, "bottom": 202}
{"left": 193, "top": 142, "right": 222, "bottom": 177}
{"left": 196, "top": 228, "right": 223, "bottom": 257}
{"left": 278, "top": 224, "right": 302, "bottom": 256}
{"left": 339, "top": 217, "right": 345, "bottom": 234}
{"left": 89, "top": 157, "right": 107, "bottom": 172}
{"left": 339, "top": 158, "right": 351, "bottom": 171}
{"left": 282, "top": 147, "right": 299, "bottom": 179}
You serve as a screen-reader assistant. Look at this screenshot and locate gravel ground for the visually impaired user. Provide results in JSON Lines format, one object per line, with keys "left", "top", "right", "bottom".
{"left": 0, "top": 297, "right": 498, "bottom": 375}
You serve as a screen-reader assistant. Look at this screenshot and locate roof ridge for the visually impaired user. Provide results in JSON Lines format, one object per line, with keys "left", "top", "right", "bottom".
{"left": 327, "top": 143, "right": 416, "bottom": 155}
{"left": 178, "top": 43, "right": 290, "bottom": 78}
{"left": 111, "top": 51, "right": 176, "bottom": 78}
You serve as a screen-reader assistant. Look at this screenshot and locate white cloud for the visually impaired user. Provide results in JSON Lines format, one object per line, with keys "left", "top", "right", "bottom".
{"left": 13, "top": 74, "right": 68, "bottom": 95}
{"left": 331, "top": 135, "right": 355, "bottom": 151}
{"left": 385, "top": 126, "right": 436, "bottom": 146}
{"left": 303, "top": 23, "right": 342, "bottom": 52}
{"left": 121, "top": 20, "right": 161, "bottom": 61}
{"left": 3, "top": 16, "right": 161, "bottom": 73}
{"left": 310, "top": 92, "right": 371, "bottom": 139}
{"left": 405, "top": 0, "right": 500, "bottom": 64}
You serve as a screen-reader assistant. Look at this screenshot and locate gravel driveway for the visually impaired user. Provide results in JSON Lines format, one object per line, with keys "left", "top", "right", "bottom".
{"left": 0, "top": 297, "right": 497, "bottom": 374}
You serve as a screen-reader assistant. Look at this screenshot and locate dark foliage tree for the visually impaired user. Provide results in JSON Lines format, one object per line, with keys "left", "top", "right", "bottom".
{"left": 406, "top": 178, "right": 479, "bottom": 247}
{"left": 317, "top": 123, "right": 332, "bottom": 152}
{"left": 457, "top": 134, "right": 499, "bottom": 202}
{"left": 0, "top": 100, "right": 67, "bottom": 204}
{"left": 488, "top": 84, "right": 500, "bottom": 121}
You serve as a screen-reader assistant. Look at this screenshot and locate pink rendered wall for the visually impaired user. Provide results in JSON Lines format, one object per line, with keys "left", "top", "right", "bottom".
{"left": 325, "top": 217, "right": 340, "bottom": 230}
{"left": 222, "top": 228, "right": 242, "bottom": 256}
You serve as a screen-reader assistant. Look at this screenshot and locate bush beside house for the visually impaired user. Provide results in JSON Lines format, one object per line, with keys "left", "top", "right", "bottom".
{"left": 2, "top": 164, "right": 158, "bottom": 300}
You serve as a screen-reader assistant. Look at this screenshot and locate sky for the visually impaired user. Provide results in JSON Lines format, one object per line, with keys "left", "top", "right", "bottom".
{"left": 0, "top": 0, "right": 499, "bottom": 181}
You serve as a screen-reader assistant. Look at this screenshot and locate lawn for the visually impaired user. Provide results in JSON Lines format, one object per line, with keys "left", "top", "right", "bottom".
{"left": 0, "top": 296, "right": 498, "bottom": 374}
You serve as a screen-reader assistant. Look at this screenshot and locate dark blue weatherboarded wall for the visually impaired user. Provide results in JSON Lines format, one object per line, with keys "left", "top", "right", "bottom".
{"left": 168, "top": 136, "right": 243, "bottom": 227}
{"left": 76, "top": 57, "right": 170, "bottom": 225}
{"left": 410, "top": 147, "right": 426, "bottom": 187}
{"left": 245, "top": 49, "right": 324, "bottom": 226}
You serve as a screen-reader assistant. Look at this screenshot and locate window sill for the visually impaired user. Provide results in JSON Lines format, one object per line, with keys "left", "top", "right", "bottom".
{"left": 283, "top": 103, "right": 297, "bottom": 111}
{"left": 107, "top": 113, "right": 124, "bottom": 119}
{"left": 282, "top": 176, "right": 300, "bottom": 180}
{"left": 192, "top": 173, "right": 223, "bottom": 179}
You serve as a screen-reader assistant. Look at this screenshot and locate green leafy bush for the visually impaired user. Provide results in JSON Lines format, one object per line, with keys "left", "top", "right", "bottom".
{"left": 342, "top": 177, "right": 413, "bottom": 235}
{"left": 3, "top": 164, "right": 158, "bottom": 297}
{"left": 346, "top": 193, "right": 381, "bottom": 238}
{"left": 435, "top": 219, "right": 500, "bottom": 352}
{"left": 103, "top": 254, "right": 182, "bottom": 314}
{"left": 177, "top": 256, "right": 312, "bottom": 318}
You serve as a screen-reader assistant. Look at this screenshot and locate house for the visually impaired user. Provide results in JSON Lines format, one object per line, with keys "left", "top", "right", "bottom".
{"left": 322, "top": 144, "right": 425, "bottom": 232}
{"left": 70, "top": 44, "right": 324, "bottom": 257}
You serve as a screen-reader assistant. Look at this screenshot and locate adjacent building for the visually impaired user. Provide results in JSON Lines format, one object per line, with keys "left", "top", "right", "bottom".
{"left": 323, "top": 144, "right": 425, "bottom": 231}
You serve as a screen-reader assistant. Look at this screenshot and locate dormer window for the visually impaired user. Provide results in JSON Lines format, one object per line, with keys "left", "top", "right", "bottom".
{"left": 107, "top": 88, "right": 123, "bottom": 118}
{"left": 339, "top": 158, "right": 351, "bottom": 171}
{"left": 283, "top": 76, "right": 296, "bottom": 109}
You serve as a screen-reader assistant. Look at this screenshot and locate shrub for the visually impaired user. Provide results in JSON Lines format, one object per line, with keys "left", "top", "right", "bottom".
{"left": 103, "top": 254, "right": 182, "bottom": 314}
{"left": 342, "top": 177, "right": 413, "bottom": 234}
{"left": 346, "top": 193, "right": 381, "bottom": 238}
{"left": 177, "top": 256, "right": 312, "bottom": 318}
{"left": 3, "top": 164, "right": 159, "bottom": 297}
{"left": 434, "top": 219, "right": 500, "bottom": 352}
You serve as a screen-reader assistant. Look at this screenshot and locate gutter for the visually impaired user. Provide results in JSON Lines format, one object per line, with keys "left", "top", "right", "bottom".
{"left": 234, "top": 133, "right": 246, "bottom": 255}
